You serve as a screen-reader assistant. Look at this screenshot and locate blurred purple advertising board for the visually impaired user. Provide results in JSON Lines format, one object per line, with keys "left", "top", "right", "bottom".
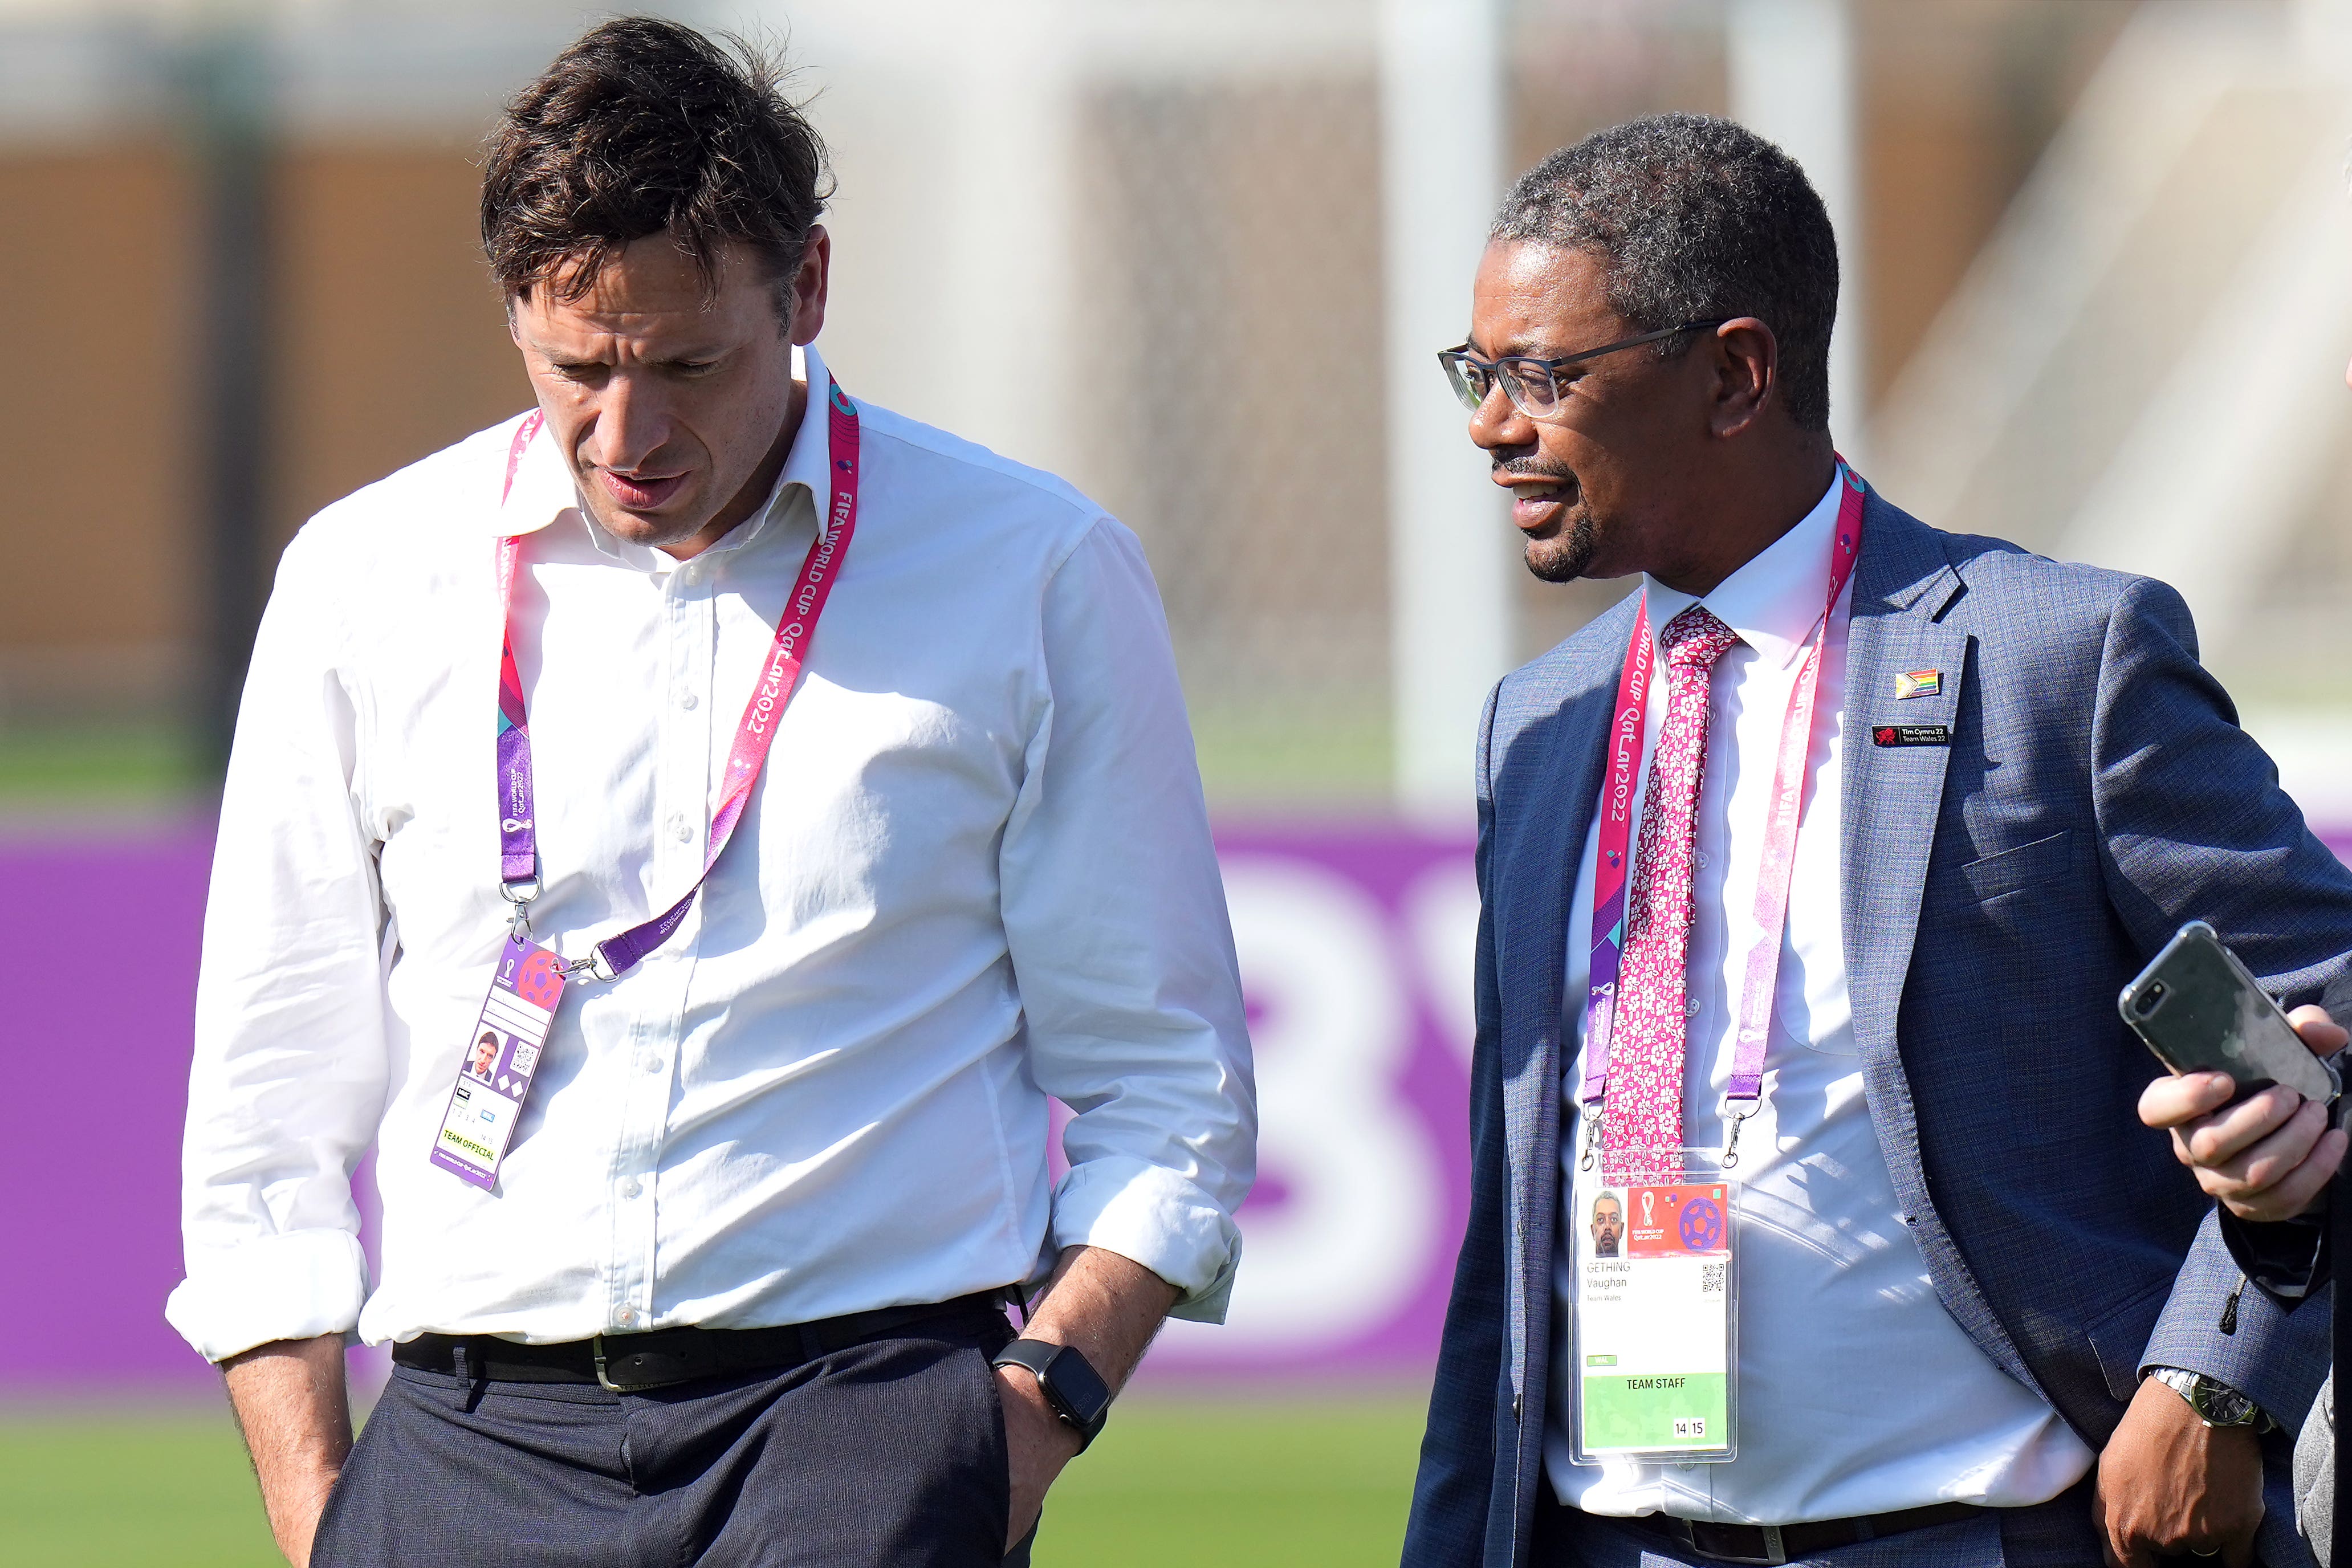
{"left": 0, "top": 821, "right": 1478, "bottom": 1391}
{"left": 1, "top": 829, "right": 217, "bottom": 1390}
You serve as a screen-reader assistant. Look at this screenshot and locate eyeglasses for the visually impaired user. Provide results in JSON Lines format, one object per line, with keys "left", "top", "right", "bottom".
{"left": 1437, "top": 320, "right": 1730, "bottom": 420}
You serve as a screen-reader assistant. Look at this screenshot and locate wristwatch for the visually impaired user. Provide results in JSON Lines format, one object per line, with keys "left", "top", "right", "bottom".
{"left": 2148, "top": 1366, "right": 2276, "bottom": 1432}
{"left": 991, "top": 1338, "right": 1114, "bottom": 1452}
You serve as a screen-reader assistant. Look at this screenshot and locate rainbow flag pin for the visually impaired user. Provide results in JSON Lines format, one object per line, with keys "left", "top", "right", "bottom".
{"left": 1894, "top": 669, "right": 1942, "bottom": 699}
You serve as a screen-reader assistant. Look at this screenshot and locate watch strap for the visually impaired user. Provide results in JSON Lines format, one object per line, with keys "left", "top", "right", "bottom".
{"left": 2148, "top": 1365, "right": 2272, "bottom": 1431}
{"left": 992, "top": 1338, "right": 1113, "bottom": 1451}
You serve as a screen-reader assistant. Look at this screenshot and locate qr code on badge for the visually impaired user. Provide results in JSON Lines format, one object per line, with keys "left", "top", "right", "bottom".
{"left": 1673, "top": 1417, "right": 1708, "bottom": 1439}
{"left": 1702, "top": 1262, "right": 1727, "bottom": 1294}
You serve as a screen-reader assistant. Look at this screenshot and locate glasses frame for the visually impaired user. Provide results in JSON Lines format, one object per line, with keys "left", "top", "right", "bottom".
{"left": 1437, "top": 319, "right": 1731, "bottom": 420}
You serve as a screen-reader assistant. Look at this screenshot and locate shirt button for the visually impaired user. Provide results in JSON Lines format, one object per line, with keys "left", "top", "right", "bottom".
{"left": 678, "top": 691, "right": 699, "bottom": 711}
{"left": 1695, "top": 852, "right": 1711, "bottom": 870}
{"left": 616, "top": 1305, "right": 638, "bottom": 1327}
{"left": 621, "top": 1178, "right": 642, "bottom": 1199}
{"left": 640, "top": 1053, "right": 662, "bottom": 1074}
{"left": 669, "top": 814, "right": 693, "bottom": 842}
{"left": 1684, "top": 996, "right": 1701, "bottom": 1018}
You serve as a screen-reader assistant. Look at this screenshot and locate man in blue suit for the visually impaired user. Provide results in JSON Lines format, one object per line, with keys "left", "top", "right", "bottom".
{"left": 1404, "top": 114, "right": 2352, "bottom": 1568}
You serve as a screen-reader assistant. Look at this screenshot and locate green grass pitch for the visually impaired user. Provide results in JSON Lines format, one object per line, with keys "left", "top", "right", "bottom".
{"left": 0, "top": 1394, "right": 1427, "bottom": 1566}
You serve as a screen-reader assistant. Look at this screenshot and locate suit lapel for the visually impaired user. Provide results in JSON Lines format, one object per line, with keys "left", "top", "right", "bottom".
{"left": 1490, "top": 602, "right": 1626, "bottom": 1168}
{"left": 1840, "top": 496, "right": 1966, "bottom": 1064}
{"left": 1494, "top": 687, "right": 1614, "bottom": 1175}
{"left": 1837, "top": 494, "right": 2045, "bottom": 1392}
{"left": 1485, "top": 593, "right": 1629, "bottom": 1484}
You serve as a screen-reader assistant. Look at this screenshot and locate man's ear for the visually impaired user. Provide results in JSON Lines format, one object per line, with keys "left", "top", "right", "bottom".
{"left": 786, "top": 226, "right": 831, "bottom": 348}
{"left": 504, "top": 292, "right": 525, "bottom": 349}
{"left": 1708, "top": 317, "right": 1779, "bottom": 441}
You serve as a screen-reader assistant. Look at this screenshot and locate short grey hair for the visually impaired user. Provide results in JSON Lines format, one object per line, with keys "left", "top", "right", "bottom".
{"left": 1492, "top": 113, "right": 1838, "bottom": 433}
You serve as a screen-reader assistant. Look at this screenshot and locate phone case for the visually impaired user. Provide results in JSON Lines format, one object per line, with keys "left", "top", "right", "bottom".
{"left": 2119, "top": 921, "right": 2338, "bottom": 1103}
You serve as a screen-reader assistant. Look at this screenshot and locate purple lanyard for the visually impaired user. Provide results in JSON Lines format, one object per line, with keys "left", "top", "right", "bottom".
{"left": 1579, "top": 465, "right": 1865, "bottom": 1139}
{"left": 493, "top": 378, "right": 864, "bottom": 981}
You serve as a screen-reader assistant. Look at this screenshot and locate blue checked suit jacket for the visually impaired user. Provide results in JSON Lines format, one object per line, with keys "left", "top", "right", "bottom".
{"left": 1402, "top": 492, "right": 2352, "bottom": 1568}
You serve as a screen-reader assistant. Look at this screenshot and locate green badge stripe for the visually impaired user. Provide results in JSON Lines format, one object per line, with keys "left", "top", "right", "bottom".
{"left": 1581, "top": 1372, "right": 1728, "bottom": 1451}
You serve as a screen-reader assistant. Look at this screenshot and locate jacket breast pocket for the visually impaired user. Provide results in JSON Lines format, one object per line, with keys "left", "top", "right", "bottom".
{"left": 1953, "top": 829, "right": 2078, "bottom": 906}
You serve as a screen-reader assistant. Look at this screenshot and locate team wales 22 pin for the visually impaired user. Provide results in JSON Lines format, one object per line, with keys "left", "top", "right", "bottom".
{"left": 430, "top": 935, "right": 567, "bottom": 1190}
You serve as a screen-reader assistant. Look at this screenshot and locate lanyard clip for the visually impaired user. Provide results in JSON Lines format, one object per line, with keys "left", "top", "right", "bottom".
{"left": 1720, "top": 1097, "right": 1760, "bottom": 1170}
{"left": 1579, "top": 1105, "right": 1603, "bottom": 1172}
{"left": 499, "top": 878, "right": 540, "bottom": 942}
{"left": 561, "top": 945, "right": 622, "bottom": 984}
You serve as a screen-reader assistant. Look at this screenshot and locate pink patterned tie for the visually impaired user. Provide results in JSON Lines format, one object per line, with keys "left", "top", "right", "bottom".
{"left": 1601, "top": 604, "right": 1741, "bottom": 1179}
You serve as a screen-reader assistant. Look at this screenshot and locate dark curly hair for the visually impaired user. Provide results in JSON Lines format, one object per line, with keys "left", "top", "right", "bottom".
{"left": 480, "top": 17, "right": 832, "bottom": 318}
{"left": 1492, "top": 114, "right": 1838, "bottom": 432}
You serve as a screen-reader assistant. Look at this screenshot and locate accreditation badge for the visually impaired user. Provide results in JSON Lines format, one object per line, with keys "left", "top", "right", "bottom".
{"left": 1569, "top": 1148, "right": 1739, "bottom": 1463}
{"left": 428, "top": 935, "right": 566, "bottom": 1190}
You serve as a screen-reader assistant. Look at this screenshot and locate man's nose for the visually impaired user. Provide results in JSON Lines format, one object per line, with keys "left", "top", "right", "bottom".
{"left": 1466, "top": 380, "right": 1535, "bottom": 453}
{"left": 593, "top": 371, "right": 673, "bottom": 471}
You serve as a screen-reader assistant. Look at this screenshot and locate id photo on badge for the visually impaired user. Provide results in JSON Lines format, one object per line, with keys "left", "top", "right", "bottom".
{"left": 1570, "top": 1147, "right": 1739, "bottom": 1465}
{"left": 467, "top": 1029, "right": 503, "bottom": 1083}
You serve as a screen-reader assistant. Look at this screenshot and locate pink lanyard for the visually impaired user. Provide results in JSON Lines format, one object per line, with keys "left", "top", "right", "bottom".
{"left": 492, "top": 377, "right": 863, "bottom": 981}
{"left": 1579, "top": 464, "right": 1865, "bottom": 1160}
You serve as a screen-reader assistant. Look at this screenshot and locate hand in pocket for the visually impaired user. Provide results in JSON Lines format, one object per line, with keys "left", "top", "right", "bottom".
{"left": 992, "top": 1364, "right": 1082, "bottom": 1553}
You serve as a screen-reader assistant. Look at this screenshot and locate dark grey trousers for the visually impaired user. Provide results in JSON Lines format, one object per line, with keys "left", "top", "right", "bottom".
{"left": 1532, "top": 1473, "right": 2314, "bottom": 1567}
{"left": 314, "top": 1306, "right": 1030, "bottom": 1567}
{"left": 1532, "top": 1480, "right": 2106, "bottom": 1567}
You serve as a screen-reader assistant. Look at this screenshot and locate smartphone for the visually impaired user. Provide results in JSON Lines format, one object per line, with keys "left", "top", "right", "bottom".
{"left": 2119, "top": 921, "right": 2339, "bottom": 1104}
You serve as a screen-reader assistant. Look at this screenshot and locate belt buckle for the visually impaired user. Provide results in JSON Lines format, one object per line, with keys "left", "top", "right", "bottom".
{"left": 591, "top": 1334, "right": 632, "bottom": 1392}
{"left": 1680, "top": 1520, "right": 1788, "bottom": 1566}
{"left": 591, "top": 1331, "right": 710, "bottom": 1393}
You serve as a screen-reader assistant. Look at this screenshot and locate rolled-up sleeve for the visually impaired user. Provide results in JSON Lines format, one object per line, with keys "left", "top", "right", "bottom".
{"left": 998, "top": 517, "right": 1257, "bottom": 1322}
{"left": 164, "top": 524, "right": 390, "bottom": 1363}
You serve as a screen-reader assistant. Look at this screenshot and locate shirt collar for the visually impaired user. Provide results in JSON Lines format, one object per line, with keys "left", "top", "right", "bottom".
{"left": 1639, "top": 470, "right": 1846, "bottom": 670}
{"left": 773, "top": 341, "right": 835, "bottom": 519}
{"left": 492, "top": 341, "right": 836, "bottom": 570}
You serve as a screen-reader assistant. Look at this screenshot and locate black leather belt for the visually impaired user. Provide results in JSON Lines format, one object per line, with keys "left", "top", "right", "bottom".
{"left": 392, "top": 1291, "right": 1008, "bottom": 1393}
{"left": 1624, "top": 1502, "right": 1984, "bottom": 1565}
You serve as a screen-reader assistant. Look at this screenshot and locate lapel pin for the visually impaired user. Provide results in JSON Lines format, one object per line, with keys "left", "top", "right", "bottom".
{"left": 1873, "top": 723, "right": 1951, "bottom": 748}
{"left": 1894, "top": 669, "right": 1941, "bottom": 700}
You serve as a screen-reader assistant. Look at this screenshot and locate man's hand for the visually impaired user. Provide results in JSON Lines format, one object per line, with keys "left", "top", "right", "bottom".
{"left": 2137, "top": 1003, "right": 2347, "bottom": 1223}
{"left": 221, "top": 1336, "right": 352, "bottom": 1567}
{"left": 995, "top": 1358, "right": 1087, "bottom": 1549}
{"left": 2093, "top": 1374, "right": 2264, "bottom": 1567}
{"left": 993, "top": 1245, "right": 1178, "bottom": 1552}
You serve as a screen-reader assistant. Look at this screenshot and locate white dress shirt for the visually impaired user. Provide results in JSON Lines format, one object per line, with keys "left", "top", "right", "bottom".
{"left": 168, "top": 344, "right": 1256, "bottom": 1363}
{"left": 1545, "top": 477, "right": 2093, "bottom": 1522}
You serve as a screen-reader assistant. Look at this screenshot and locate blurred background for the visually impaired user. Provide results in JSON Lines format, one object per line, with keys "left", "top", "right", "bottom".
{"left": 6, "top": 0, "right": 2352, "bottom": 1562}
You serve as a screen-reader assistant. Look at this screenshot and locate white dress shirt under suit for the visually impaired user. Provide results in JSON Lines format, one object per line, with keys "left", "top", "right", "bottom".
{"left": 1546, "top": 478, "right": 2094, "bottom": 1523}
{"left": 168, "top": 345, "right": 1256, "bottom": 1363}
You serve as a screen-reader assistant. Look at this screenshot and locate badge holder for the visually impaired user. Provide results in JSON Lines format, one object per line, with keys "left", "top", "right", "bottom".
{"left": 426, "top": 887, "right": 568, "bottom": 1192}
{"left": 1568, "top": 1146, "right": 1739, "bottom": 1465}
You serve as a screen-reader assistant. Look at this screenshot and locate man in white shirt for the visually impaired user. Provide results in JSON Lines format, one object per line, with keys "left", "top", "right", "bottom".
{"left": 166, "top": 19, "right": 1254, "bottom": 1568}
{"left": 1405, "top": 114, "right": 2346, "bottom": 1568}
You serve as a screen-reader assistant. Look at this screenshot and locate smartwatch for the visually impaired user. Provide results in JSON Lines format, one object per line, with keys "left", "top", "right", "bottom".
{"left": 991, "top": 1338, "right": 1113, "bottom": 1451}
